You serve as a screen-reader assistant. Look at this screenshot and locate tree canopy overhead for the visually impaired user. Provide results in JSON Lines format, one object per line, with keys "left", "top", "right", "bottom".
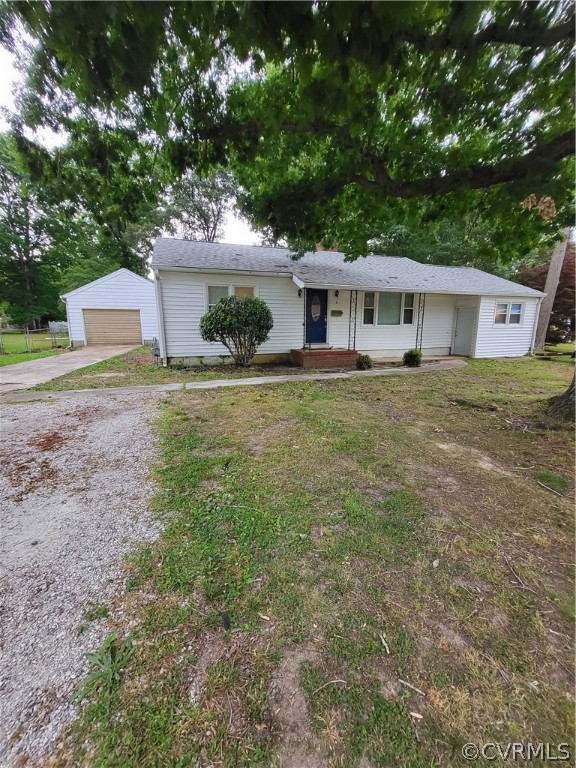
{"left": 2, "top": 1, "right": 574, "bottom": 258}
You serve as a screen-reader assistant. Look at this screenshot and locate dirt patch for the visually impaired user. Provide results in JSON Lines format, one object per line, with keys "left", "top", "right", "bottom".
{"left": 187, "top": 635, "right": 226, "bottom": 706}
{"left": 269, "top": 645, "right": 327, "bottom": 768}
{"left": 374, "top": 667, "right": 403, "bottom": 700}
{"left": 434, "top": 442, "right": 514, "bottom": 478}
{"left": 28, "top": 430, "right": 66, "bottom": 452}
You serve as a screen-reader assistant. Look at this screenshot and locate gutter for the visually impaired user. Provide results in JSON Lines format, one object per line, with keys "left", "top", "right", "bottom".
{"left": 153, "top": 270, "right": 168, "bottom": 366}
{"left": 150, "top": 265, "right": 292, "bottom": 278}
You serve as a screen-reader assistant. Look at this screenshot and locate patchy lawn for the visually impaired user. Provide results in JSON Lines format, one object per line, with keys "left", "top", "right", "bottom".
{"left": 57, "top": 357, "right": 574, "bottom": 767}
{"left": 30, "top": 346, "right": 402, "bottom": 390}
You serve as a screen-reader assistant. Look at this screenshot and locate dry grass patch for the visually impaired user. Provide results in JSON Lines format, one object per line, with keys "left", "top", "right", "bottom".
{"left": 58, "top": 356, "right": 574, "bottom": 767}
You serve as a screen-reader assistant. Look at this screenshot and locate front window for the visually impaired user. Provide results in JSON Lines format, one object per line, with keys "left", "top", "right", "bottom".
{"left": 363, "top": 292, "right": 375, "bottom": 324}
{"left": 208, "top": 285, "right": 229, "bottom": 309}
{"left": 377, "top": 292, "right": 401, "bottom": 325}
{"left": 363, "top": 292, "right": 415, "bottom": 325}
{"left": 234, "top": 286, "right": 255, "bottom": 299}
{"left": 403, "top": 293, "right": 415, "bottom": 324}
{"left": 495, "top": 302, "right": 523, "bottom": 325}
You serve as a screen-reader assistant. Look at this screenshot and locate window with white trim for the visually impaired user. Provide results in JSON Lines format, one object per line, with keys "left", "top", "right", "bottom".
{"left": 363, "top": 292, "right": 415, "bottom": 326}
{"left": 363, "top": 292, "right": 375, "bottom": 324}
{"left": 494, "top": 302, "right": 523, "bottom": 325}
{"left": 207, "top": 285, "right": 257, "bottom": 309}
{"left": 207, "top": 285, "right": 229, "bottom": 309}
{"left": 234, "top": 286, "right": 255, "bottom": 298}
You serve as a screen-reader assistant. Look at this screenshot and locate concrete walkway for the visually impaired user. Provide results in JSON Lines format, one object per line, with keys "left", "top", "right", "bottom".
{"left": 0, "top": 346, "right": 137, "bottom": 393}
{"left": 1, "top": 359, "right": 466, "bottom": 402}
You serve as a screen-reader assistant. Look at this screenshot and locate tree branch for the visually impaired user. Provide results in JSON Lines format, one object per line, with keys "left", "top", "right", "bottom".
{"left": 356, "top": 130, "right": 575, "bottom": 198}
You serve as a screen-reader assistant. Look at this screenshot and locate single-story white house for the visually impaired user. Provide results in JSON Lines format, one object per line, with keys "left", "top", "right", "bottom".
{"left": 61, "top": 268, "right": 158, "bottom": 347}
{"left": 150, "top": 238, "right": 545, "bottom": 366}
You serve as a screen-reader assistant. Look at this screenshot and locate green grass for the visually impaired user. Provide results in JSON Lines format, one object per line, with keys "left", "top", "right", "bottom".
{"left": 533, "top": 469, "right": 569, "bottom": 494}
{"left": 58, "top": 357, "right": 574, "bottom": 767}
{"left": 0, "top": 330, "right": 69, "bottom": 366}
{"left": 30, "top": 346, "right": 402, "bottom": 391}
{"left": 0, "top": 348, "right": 67, "bottom": 366}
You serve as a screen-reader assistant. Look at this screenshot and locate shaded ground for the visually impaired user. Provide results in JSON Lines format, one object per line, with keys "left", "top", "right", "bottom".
{"left": 31, "top": 346, "right": 410, "bottom": 391}
{"left": 52, "top": 356, "right": 574, "bottom": 767}
{"left": 0, "top": 393, "right": 162, "bottom": 767}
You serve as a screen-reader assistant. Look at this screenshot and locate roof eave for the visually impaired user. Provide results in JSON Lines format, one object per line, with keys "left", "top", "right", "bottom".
{"left": 152, "top": 264, "right": 292, "bottom": 278}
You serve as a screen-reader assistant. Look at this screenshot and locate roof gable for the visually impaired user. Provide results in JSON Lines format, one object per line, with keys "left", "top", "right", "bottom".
{"left": 60, "top": 268, "right": 153, "bottom": 299}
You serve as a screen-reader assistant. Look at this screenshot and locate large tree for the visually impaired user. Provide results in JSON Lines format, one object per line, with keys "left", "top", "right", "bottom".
{"left": 0, "top": 133, "right": 72, "bottom": 325}
{"left": 167, "top": 169, "right": 237, "bottom": 242}
{"left": 516, "top": 242, "right": 575, "bottom": 344}
{"left": 2, "top": 1, "right": 574, "bottom": 411}
{"left": 2, "top": 1, "right": 573, "bottom": 256}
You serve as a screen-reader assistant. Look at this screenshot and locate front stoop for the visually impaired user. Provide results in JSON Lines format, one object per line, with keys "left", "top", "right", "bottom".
{"left": 291, "top": 348, "right": 357, "bottom": 368}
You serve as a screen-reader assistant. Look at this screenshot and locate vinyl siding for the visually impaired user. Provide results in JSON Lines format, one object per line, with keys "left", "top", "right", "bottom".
{"left": 474, "top": 296, "right": 539, "bottom": 358}
{"left": 327, "top": 291, "right": 456, "bottom": 357}
{"left": 66, "top": 271, "right": 157, "bottom": 345}
{"left": 158, "top": 271, "right": 303, "bottom": 357}
{"left": 159, "top": 277, "right": 469, "bottom": 359}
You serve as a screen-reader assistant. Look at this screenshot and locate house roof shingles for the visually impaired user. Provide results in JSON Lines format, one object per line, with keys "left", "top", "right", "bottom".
{"left": 151, "top": 238, "right": 543, "bottom": 298}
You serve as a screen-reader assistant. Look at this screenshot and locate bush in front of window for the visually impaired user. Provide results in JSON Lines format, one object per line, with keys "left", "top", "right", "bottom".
{"left": 403, "top": 348, "right": 422, "bottom": 367}
{"left": 356, "top": 353, "right": 374, "bottom": 370}
{"left": 200, "top": 296, "right": 274, "bottom": 366}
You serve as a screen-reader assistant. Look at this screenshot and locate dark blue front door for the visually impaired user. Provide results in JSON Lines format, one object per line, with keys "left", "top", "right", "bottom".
{"left": 305, "top": 289, "right": 328, "bottom": 344}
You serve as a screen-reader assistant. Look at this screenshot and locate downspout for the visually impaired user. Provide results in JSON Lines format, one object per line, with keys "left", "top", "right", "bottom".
{"left": 61, "top": 296, "right": 72, "bottom": 349}
{"left": 529, "top": 296, "right": 544, "bottom": 356}
{"left": 153, "top": 270, "right": 168, "bottom": 367}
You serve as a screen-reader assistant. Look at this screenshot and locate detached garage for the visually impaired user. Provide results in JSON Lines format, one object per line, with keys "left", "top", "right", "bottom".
{"left": 61, "top": 269, "right": 158, "bottom": 347}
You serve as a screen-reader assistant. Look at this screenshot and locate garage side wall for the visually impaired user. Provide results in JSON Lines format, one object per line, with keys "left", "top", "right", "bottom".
{"left": 473, "top": 296, "right": 539, "bottom": 358}
{"left": 157, "top": 270, "right": 303, "bottom": 361}
{"left": 67, "top": 273, "right": 158, "bottom": 346}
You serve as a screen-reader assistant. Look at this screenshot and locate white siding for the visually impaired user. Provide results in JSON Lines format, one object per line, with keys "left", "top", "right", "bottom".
{"left": 65, "top": 270, "right": 158, "bottom": 346}
{"left": 159, "top": 276, "right": 463, "bottom": 360}
{"left": 473, "top": 296, "right": 539, "bottom": 358}
{"left": 328, "top": 291, "right": 456, "bottom": 358}
{"left": 158, "top": 271, "right": 303, "bottom": 358}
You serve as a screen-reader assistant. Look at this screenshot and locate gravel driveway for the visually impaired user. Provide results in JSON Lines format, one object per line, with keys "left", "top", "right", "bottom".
{"left": 0, "top": 392, "right": 163, "bottom": 766}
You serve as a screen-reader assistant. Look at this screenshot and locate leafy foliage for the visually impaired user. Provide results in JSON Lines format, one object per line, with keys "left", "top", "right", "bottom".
{"left": 0, "top": 134, "right": 71, "bottom": 324}
{"left": 3, "top": 1, "right": 573, "bottom": 261}
{"left": 79, "top": 632, "right": 134, "bottom": 702}
{"left": 516, "top": 245, "right": 575, "bottom": 342}
{"left": 403, "top": 349, "right": 422, "bottom": 368}
{"left": 356, "top": 353, "right": 373, "bottom": 371}
{"left": 199, "top": 296, "right": 273, "bottom": 366}
{"left": 166, "top": 169, "right": 237, "bottom": 242}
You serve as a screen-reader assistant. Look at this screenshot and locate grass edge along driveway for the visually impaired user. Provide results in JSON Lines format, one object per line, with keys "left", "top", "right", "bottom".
{"left": 53, "top": 356, "right": 574, "bottom": 768}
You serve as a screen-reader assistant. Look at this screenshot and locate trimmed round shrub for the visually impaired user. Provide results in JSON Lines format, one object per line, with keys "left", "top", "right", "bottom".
{"left": 403, "top": 348, "right": 422, "bottom": 367}
{"left": 356, "top": 353, "right": 374, "bottom": 370}
{"left": 200, "top": 296, "right": 274, "bottom": 366}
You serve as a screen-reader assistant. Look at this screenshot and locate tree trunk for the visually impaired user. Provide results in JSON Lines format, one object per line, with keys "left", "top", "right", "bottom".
{"left": 546, "top": 373, "right": 575, "bottom": 420}
{"left": 534, "top": 231, "right": 569, "bottom": 351}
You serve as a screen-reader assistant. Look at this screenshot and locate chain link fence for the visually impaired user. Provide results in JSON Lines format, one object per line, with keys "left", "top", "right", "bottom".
{"left": 0, "top": 325, "right": 69, "bottom": 355}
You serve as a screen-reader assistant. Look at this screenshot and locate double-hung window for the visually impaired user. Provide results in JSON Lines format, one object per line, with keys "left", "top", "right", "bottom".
{"left": 207, "top": 286, "right": 229, "bottom": 310}
{"left": 363, "top": 292, "right": 375, "bottom": 324}
{"left": 363, "top": 292, "right": 415, "bottom": 326}
{"left": 207, "top": 285, "right": 256, "bottom": 310}
{"left": 494, "top": 302, "right": 523, "bottom": 325}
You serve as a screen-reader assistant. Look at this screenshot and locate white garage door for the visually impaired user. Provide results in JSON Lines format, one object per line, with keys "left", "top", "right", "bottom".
{"left": 82, "top": 309, "right": 142, "bottom": 345}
